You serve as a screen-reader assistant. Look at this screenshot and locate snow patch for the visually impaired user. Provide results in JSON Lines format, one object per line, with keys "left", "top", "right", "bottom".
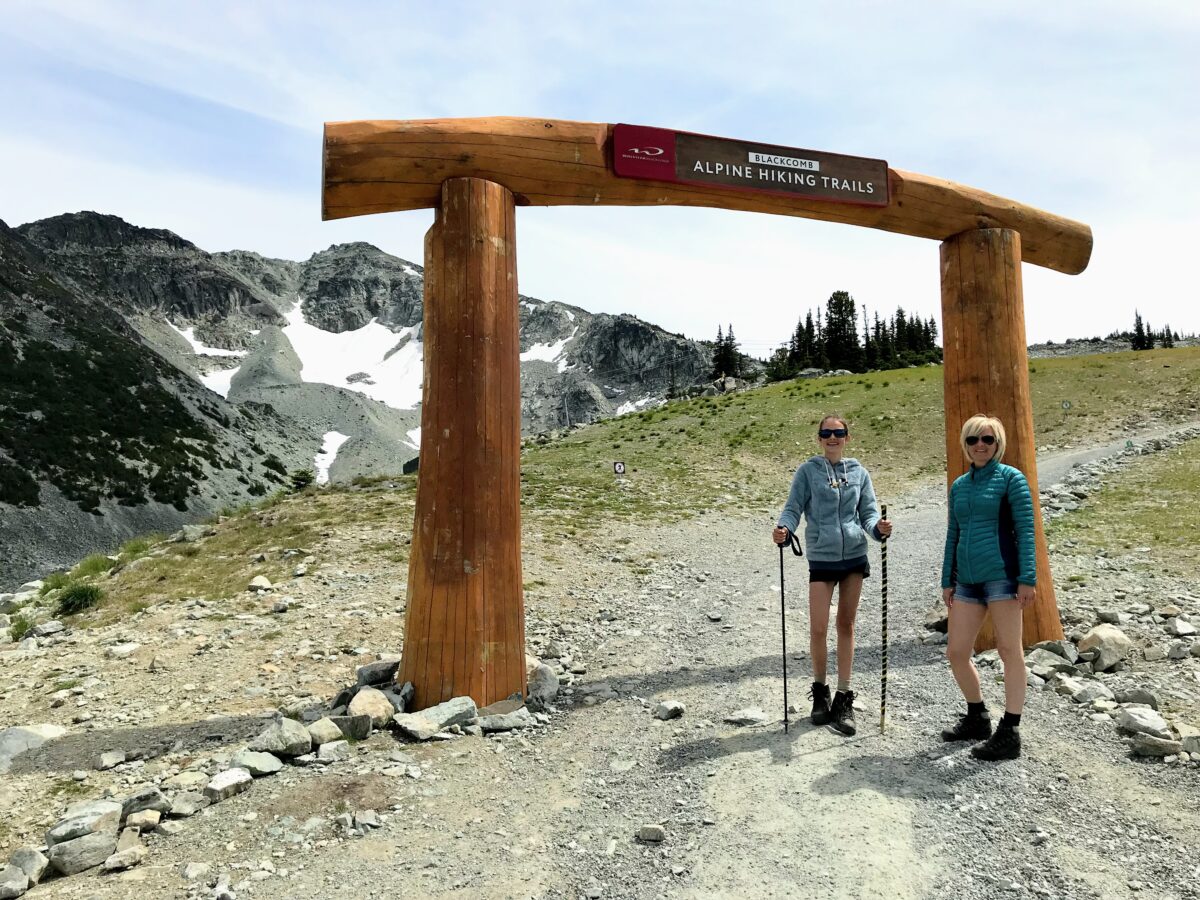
{"left": 404, "top": 427, "right": 422, "bottom": 452}
{"left": 166, "top": 320, "right": 246, "bottom": 358}
{"left": 200, "top": 366, "right": 238, "bottom": 399}
{"left": 283, "top": 302, "right": 424, "bottom": 410}
{"left": 616, "top": 396, "right": 661, "bottom": 416}
{"left": 521, "top": 327, "right": 578, "bottom": 374}
{"left": 314, "top": 431, "right": 351, "bottom": 485}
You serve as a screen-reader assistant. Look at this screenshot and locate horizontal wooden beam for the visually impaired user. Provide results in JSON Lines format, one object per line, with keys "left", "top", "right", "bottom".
{"left": 323, "top": 117, "right": 1092, "bottom": 275}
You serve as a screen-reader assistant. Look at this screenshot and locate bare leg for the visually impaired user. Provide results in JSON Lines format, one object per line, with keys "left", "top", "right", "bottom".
{"left": 808, "top": 581, "right": 835, "bottom": 682}
{"left": 988, "top": 599, "right": 1027, "bottom": 714}
{"left": 946, "top": 601, "right": 988, "bottom": 702}
{"left": 834, "top": 574, "right": 864, "bottom": 688}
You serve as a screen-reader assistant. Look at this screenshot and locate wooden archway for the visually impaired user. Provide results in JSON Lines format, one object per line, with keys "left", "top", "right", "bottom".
{"left": 323, "top": 117, "right": 1090, "bottom": 706}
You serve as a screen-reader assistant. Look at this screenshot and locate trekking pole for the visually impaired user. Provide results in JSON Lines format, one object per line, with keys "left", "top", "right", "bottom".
{"left": 879, "top": 504, "right": 889, "bottom": 733}
{"left": 778, "top": 530, "right": 803, "bottom": 733}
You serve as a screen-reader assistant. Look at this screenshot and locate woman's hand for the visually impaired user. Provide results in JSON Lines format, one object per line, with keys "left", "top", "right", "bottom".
{"left": 772, "top": 526, "right": 790, "bottom": 546}
{"left": 1017, "top": 584, "right": 1037, "bottom": 609}
{"left": 877, "top": 519, "right": 894, "bottom": 538}
{"left": 943, "top": 587, "right": 955, "bottom": 609}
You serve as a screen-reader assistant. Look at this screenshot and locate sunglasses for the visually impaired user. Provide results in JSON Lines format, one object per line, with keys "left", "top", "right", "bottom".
{"left": 965, "top": 435, "right": 996, "bottom": 446}
{"left": 818, "top": 428, "right": 848, "bottom": 439}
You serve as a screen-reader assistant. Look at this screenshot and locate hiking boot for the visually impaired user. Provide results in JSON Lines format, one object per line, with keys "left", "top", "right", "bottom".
{"left": 808, "top": 682, "right": 832, "bottom": 725}
{"left": 829, "top": 690, "right": 856, "bottom": 736}
{"left": 971, "top": 725, "right": 1021, "bottom": 761}
{"left": 941, "top": 711, "right": 993, "bottom": 743}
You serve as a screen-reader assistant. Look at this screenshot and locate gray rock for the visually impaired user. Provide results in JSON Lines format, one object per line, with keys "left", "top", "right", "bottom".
{"left": 0, "top": 724, "right": 67, "bottom": 774}
{"left": 329, "top": 714, "right": 372, "bottom": 741}
{"left": 30, "top": 620, "right": 64, "bottom": 638}
{"left": 419, "top": 696, "right": 478, "bottom": 730}
{"left": 1130, "top": 733, "right": 1183, "bottom": 757}
{"left": 10, "top": 848, "right": 48, "bottom": 885}
{"left": 97, "top": 749, "right": 125, "bottom": 770}
{"left": 354, "top": 809, "right": 381, "bottom": 830}
{"left": 1116, "top": 707, "right": 1173, "bottom": 740}
{"left": 348, "top": 686, "right": 393, "bottom": 727}
{"left": 46, "top": 799, "right": 122, "bottom": 846}
{"left": 639, "top": 824, "right": 666, "bottom": 842}
{"left": 181, "top": 861, "right": 214, "bottom": 882}
{"left": 317, "top": 740, "right": 350, "bottom": 762}
{"left": 1168, "top": 642, "right": 1192, "bottom": 660}
{"left": 1115, "top": 688, "right": 1159, "bottom": 709}
{"left": 101, "top": 844, "right": 147, "bottom": 872}
{"left": 307, "top": 718, "right": 344, "bottom": 746}
{"left": 0, "top": 866, "right": 29, "bottom": 900}
{"left": 124, "top": 810, "right": 161, "bottom": 832}
{"left": 724, "top": 707, "right": 769, "bottom": 726}
{"left": 1143, "top": 646, "right": 1167, "bottom": 662}
{"left": 168, "top": 792, "right": 210, "bottom": 818}
{"left": 47, "top": 831, "right": 119, "bottom": 876}
{"left": 249, "top": 718, "right": 312, "bottom": 757}
{"left": 391, "top": 713, "right": 439, "bottom": 741}
{"left": 204, "top": 768, "right": 253, "bottom": 802}
{"left": 231, "top": 750, "right": 284, "bottom": 776}
{"left": 476, "top": 707, "right": 536, "bottom": 732}
{"left": 248, "top": 575, "right": 273, "bottom": 590}
{"left": 355, "top": 658, "right": 400, "bottom": 686}
{"left": 122, "top": 786, "right": 171, "bottom": 819}
{"left": 1070, "top": 681, "right": 1115, "bottom": 704}
{"left": 527, "top": 663, "right": 559, "bottom": 711}
{"left": 105, "top": 642, "right": 141, "bottom": 659}
{"left": 1031, "top": 639, "right": 1078, "bottom": 663}
{"left": 156, "top": 820, "right": 185, "bottom": 836}
{"left": 654, "top": 700, "right": 686, "bottom": 720}
{"left": 1166, "top": 618, "right": 1197, "bottom": 637}
{"left": 1024, "top": 648, "right": 1078, "bottom": 672}
{"left": 1078, "top": 624, "right": 1132, "bottom": 672}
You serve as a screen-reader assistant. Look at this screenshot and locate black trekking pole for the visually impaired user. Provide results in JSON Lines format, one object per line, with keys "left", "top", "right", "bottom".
{"left": 778, "top": 530, "right": 802, "bottom": 733}
{"left": 879, "top": 504, "right": 889, "bottom": 733}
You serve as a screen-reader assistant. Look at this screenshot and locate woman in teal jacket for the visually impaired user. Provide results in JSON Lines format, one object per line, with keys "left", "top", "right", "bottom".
{"left": 940, "top": 413, "right": 1037, "bottom": 761}
{"left": 772, "top": 414, "right": 893, "bottom": 736}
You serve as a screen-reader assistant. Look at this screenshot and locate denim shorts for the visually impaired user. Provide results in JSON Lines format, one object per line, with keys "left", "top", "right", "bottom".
{"left": 954, "top": 579, "right": 1018, "bottom": 605}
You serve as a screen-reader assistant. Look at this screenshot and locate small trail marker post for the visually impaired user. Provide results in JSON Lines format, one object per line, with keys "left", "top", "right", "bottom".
{"left": 322, "top": 118, "right": 1092, "bottom": 704}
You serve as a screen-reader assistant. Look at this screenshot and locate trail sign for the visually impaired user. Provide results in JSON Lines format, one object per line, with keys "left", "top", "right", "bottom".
{"left": 1061, "top": 400, "right": 1072, "bottom": 410}
{"left": 614, "top": 461, "right": 626, "bottom": 476}
{"left": 613, "top": 124, "right": 889, "bottom": 207}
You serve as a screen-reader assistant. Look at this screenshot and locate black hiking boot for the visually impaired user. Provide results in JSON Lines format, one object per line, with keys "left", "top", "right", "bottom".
{"left": 941, "top": 711, "right": 993, "bottom": 743}
{"left": 808, "top": 682, "right": 832, "bottom": 725}
{"left": 829, "top": 690, "right": 856, "bottom": 736}
{"left": 971, "top": 724, "right": 1021, "bottom": 761}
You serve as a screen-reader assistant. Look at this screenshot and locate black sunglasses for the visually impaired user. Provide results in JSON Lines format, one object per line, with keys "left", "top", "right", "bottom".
{"left": 965, "top": 435, "right": 996, "bottom": 446}
{"left": 818, "top": 428, "right": 848, "bottom": 439}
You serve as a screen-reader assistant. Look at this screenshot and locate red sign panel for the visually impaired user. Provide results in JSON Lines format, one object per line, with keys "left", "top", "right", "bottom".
{"left": 612, "top": 123, "right": 889, "bottom": 207}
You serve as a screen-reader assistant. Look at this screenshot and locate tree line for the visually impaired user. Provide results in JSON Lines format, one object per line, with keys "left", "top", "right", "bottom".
{"left": 1118, "top": 311, "right": 1180, "bottom": 350}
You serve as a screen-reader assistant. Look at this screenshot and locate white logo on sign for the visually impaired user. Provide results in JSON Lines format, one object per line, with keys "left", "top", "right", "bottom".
{"left": 613, "top": 461, "right": 626, "bottom": 475}
{"left": 626, "top": 146, "right": 664, "bottom": 156}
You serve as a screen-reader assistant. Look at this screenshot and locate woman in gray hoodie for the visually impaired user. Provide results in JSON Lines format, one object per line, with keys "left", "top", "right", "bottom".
{"left": 772, "top": 414, "right": 892, "bottom": 735}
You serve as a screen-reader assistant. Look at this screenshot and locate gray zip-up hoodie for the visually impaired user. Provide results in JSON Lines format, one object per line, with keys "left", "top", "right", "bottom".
{"left": 777, "top": 456, "right": 884, "bottom": 562}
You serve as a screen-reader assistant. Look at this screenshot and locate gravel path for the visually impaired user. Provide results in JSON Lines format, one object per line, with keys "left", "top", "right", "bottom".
{"left": 3, "top": 434, "right": 1199, "bottom": 900}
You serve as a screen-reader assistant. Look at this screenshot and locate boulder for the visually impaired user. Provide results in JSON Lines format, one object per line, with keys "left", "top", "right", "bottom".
{"left": 1077, "top": 624, "right": 1132, "bottom": 672}
{"left": 230, "top": 750, "right": 283, "bottom": 776}
{"left": 476, "top": 707, "right": 536, "bottom": 732}
{"left": 47, "top": 831, "right": 119, "bottom": 876}
{"left": 307, "top": 718, "right": 344, "bottom": 746}
{"left": 526, "top": 663, "right": 559, "bottom": 711}
{"left": 355, "top": 658, "right": 400, "bottom": 687}
{"left": 9, "top": 848, "right": 48, "bottom": 886}
{"left": 1130, "top": 733, "right": 1182, "bottom": 757}
{"left": 204, "top": 768, "right": 253, "bottom": 802}
{"left": 654, "top": 700, "right": 686, "bottom": 721}
{"left": 46, "top": 800, "right": 122, "bottom": 846}
{"left": 249, "top": 718, "right": 312, "bottom": 757}
{"left": 0, "top": 866, "right": 29, "bottom": 900}
{"left": 122, "top": 786, "right": 170, "bottom": 820}
{"left": 1116, "top": 707, "right": 1173, "bottom": 740}
{"left": 348, "top": 687, "right": 393, "bottom": 728}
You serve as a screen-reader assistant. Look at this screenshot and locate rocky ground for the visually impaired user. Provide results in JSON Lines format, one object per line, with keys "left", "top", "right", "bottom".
{"left": 1, "top": 426, "right": 1199, "bottom": 900}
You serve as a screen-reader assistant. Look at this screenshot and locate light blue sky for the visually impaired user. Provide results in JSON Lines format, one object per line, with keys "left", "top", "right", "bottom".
{"left": 3, "top": 1, "right": 1197, "bottom": 349}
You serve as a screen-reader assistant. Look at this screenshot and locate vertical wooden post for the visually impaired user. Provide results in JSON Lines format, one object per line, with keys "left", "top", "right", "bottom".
{"left": 400, "top": 177, "right": 526, "bottom": 709}
{"left": 940, "top": 227, "right": 1063, "bottom": 650}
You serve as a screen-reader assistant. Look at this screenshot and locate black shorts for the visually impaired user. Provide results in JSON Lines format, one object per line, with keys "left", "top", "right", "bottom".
{"left": 809, "top": 558, "right": 870, "bottom": 584}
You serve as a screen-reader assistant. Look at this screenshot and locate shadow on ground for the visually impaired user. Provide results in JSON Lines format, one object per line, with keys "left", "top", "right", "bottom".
{"left": 8, "top": 713, "right": 275, "bottom": 775}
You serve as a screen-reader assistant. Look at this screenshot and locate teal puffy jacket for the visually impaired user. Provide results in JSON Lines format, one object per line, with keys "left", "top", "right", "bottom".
{"left": 941, "top": 458, "right": 1037, "bottom": 588}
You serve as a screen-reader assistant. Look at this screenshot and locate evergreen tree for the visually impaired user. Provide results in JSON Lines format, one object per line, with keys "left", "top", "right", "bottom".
{"left": 1161, "top": 325, "right": 1174, "bottom": 348}
{"left": 1132, "top": 312, "right": 1147, "bottom": 350}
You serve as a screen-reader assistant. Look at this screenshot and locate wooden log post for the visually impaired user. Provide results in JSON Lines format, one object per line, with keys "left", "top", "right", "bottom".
{"left": 399, "top": 177, "right": 526, "bottom": 709}
{"left": 940, "top": 227, "right": 1064, "bottom": 651}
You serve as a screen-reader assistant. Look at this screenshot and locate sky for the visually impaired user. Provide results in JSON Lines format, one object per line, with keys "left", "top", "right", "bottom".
{"left": 2, "top": 2, "right": 1198, "bottom": 355}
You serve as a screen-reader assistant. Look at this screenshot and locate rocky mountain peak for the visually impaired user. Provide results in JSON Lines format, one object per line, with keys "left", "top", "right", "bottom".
{"left": 17, "top": 211, "right": 196, "bottom": 253}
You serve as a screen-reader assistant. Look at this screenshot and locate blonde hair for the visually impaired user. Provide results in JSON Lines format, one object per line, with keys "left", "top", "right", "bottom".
{"left": 960, "top": 414, "right": 1007, "bottom": 462}
{"left": 818, "top": 413, "right": 849, "bottom": 434}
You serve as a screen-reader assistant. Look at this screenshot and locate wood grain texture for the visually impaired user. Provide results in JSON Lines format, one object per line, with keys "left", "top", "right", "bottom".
{"left": 399, "top": 178, "right": 525, "bottom": 709}
{"left": 323, "top": 117, "right": 1092, "bottom": 275}
{"left": 940, "top": 228, "right": 1064, "bottom": 651}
